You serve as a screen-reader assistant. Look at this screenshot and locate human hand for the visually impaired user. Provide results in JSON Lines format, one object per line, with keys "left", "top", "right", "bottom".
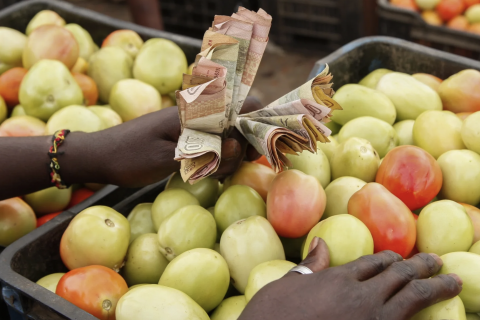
{"left": 239, "top": 237, "right": 463, "bottom": 320}
{"left": 76, "top": 97, "right": 262, "bottom": 188}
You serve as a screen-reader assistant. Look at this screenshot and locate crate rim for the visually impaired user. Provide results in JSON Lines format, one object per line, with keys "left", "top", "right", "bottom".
{"left": 377, "top": 0, "right": 480, "bottom": 41}
{"left": 0, "top": 0, "right": 203, "bottom": 48}
{"left": 309, "top": 35, "right": 480, "bottom": 79}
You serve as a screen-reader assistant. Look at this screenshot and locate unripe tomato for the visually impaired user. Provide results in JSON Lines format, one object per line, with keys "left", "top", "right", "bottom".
{"left": 56, "top": 265, "right": 128, "bottom": 320}
{"left": 267, "top": 170, "right": 326, "bottom": 238}
{"left": 348, "top": 183, "right": 416, "bottom": 258}
{"left": 376, "top": 146, "right": 442, "bottom": 211}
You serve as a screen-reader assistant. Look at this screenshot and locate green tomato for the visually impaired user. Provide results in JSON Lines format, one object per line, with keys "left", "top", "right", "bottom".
{"left": 324, "top": 177, "right": 367, "bottom": 219}
{"left": 25, "top": 10, "right": 65, "bottom": 36}
{"left": 45, "top": 105, "right": 103, "bottom": 134}
{"left": 331, "top": 84, "right": 396, "bottom": 125}
{"left": 64, "top": 24, "right": 96, "bottom": 61}
{"left": 415, "top": 0, "right": 441, "bottom": 10}
{"left": 24, "top": 186, "right": 71, "bottom": 215}
{"left": 466, "top": 4, "right": 480, "bottom": 23}
{"left": 0, "top": 27, "right": 27, "bottom": 68}
{"left": 87, "top": 47, "right": 133, "bottom": 103}
{"left": 438, "top": 252, "right": 480, "bottom": 312}
{"left": 376, "top": 72, "right": 442, "bottom": 121}
{"left": 338, "top": 116, "right": 398, "bottom": 158}
{"left": 116, "top": 284, "right": 209, "bottom": 320}
{"left": 109, "top": 79, "right": 161, "bottom": 122}
{"left": 19, "top": 60, "right": 84, "bottom": 121}
{"left": 302, "top": 214, "right": 374, "bottom": 266}
{"left": 330, "top": 137, "right": 380, "bottom": 182}
{"left": 358, "top": 68, "right": 393, "bottom": 89}
{"left": 133, "top": 38, "right": 187, "bottom": 95}
{"left": 244, "top": 260, "right": 295, "bottom": 303}
{"left": 128, "top": 284, "right": 147, "bottom": 291}
{"left": 411, "top": 296, "right": 466, "bottom": 320}
{"left": 166, "top": 172, "right": 219, "bottom": 208}
{"left": 36, "top": 273, "right": 65, "bottom": 293}
{"left": 437, "top": 150, "right": 480, "bottom": 205}
{"left": 60, "top": 205, "right": 130, "bottom": 271}
{"left": 285, "top": 147, "right": 330, "bottom": 188}
{"left": 88, "top": 106, "right": 123, "bottom": 129}
{"left": 461, "top": 111, "right": 480, "bottom": 155}
{"left": 158, "top": 205, "right": 216, "bottom": 261}
{"left": 10, "top": 104, "right": 26, "bottom": 117}
{"left": 467, "top": 314, "right": 480, "bottom": 320}
{"left": 214, "top": 185, "right": 266, "bottom": 235}
{"left": 151, "top": 188, "right": 199, "bottom": 231}
{"left": 318, "top": 136, "right": 338, "bottom": 164}
{"left": 127, "top": 203, "right": 155, "bottom": 244}
{"left": 159, "top": 248, "right": 229, "bottom": 312}
{"left": 469, "top": 240, "right": 480, "bottom": 255}
{"left": 122, "top": 233, "right": 169, "bottom": 286}
{"left": 393, "top": 120, "right": 415, "bottom": 146}
{"left": 413, "top": 110, "right": 465, "bottom": 159}
{"left": 0, "top": 198, "right": 36, "bottom": 247}
{"left": 417, "top": 200, "right": 474, "bottom": 255}
{"left": 210, "top": 296, "right": 247, "bottom": 320}
{"left": 0, "top": 96, "right": 6, "bottom": 124}
{"left": 220, "top": 216, "right": 285, "bottom": 294}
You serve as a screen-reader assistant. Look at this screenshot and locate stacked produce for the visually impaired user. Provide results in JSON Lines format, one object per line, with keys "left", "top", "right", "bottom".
{"left": 33, "top": 67, "right": 480, "bottom": 319}
{"left": 0, "top": 9, "right": 187, "bottom": 246}
{"left": 390, "top": 0, "right": 480, "bottom": 34}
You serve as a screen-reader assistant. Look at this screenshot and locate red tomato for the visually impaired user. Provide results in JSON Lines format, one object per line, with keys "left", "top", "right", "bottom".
{"left": 230, "top": 162, "right": 276, "bottom": 201}
{"left": 67, "top": 188, "right": 94, "bottom": 209}
{"left": 464, "top": 0, "right": 480, "bottom": 8}
{"left": 348, "top": 183, "right": 416, "bottom": 258}
{"left": 436, "top": 0, "right": 465, "bottom": 21}
{"left": 406, "top": 213, "right": 419, "bottom": 258}
{"left": 56, "top": 265, "right": 128, "bottom": 320}
{"left": 36, "top": 211, "right": 61, "bottom": 228}
{"left": 447, "top": 15, "right": 470, "bottom": 29}
{"left": 390, "top": 0, "right": 419, "bottom": 11}
{"left": 267, "top": 170, "right": 326, "bottom": 238}
{"left": 252, "top": 155, "right": 272, "bottom": 169}
{"left": 0, "top": 67, "right": 27, "bottom": 108}
{"left": 459, "top": 203, "right": 480, "bottom": 243}
{"left": 376, "top": 146, "right": 442, "bottom": 211}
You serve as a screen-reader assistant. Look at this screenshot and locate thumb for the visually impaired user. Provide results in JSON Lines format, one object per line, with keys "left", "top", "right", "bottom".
{"left": 299, "top": 237, "right": 330, "bottom": 272}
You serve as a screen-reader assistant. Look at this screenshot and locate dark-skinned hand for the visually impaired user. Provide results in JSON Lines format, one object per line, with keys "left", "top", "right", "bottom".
{"left": 239, "top": 237, "right": 463, "bottom": 320}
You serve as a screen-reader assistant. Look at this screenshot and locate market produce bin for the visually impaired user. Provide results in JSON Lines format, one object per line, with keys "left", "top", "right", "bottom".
{"left": 0, "top": 0, "right": 20, "bottom": 10}
{"left": 0, "top": 180, "right": 168, "bottom": 320}
{"left": 259, "top": 0, "right": 365, "bottom": 51}
{"left": 0, "top": 0, "right": 202, "bottom": 62}
{"left": 377, "top": 0, "right": 480, "bottom": 60}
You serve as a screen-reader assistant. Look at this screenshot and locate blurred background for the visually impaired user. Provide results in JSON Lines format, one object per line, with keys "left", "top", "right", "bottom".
{"left": 1, "top": 0, "right": 479, "bottom": 105}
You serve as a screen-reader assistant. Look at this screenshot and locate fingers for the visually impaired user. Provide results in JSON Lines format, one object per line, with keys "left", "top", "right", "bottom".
{"left": 367, "top": 253, "right": 443, "bottom": 299}
{"left": 384, "top": 273, "right": 462, "bottom": 320}
{"left": 245, "top": 145, "right": 261, "bottom": 162}
{"left": 210, "top": 138, "right": 246, "bottom": 180}
{"left": 284, "top": 237, "right": 330, "bottom": 279}
{"left": 342, "top": 250, "right": 403, "bottom": 281}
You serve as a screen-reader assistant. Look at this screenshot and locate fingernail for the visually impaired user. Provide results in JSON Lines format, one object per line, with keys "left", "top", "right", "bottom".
{"left": 222, "top": 139, "right": 241, "bottom": 161}
{"left": 428, "top": 253, "right": 443, "bottom": 266}
{"left": 448, "top": 273, "right": 463, "bottom": 286}
{"left": 308, "top": 237, "right": 320, "bottom": 254}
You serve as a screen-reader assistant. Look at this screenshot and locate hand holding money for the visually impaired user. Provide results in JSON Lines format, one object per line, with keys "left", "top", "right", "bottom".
{"left": 174, "top": 7, "right": 342, "bottom": 183}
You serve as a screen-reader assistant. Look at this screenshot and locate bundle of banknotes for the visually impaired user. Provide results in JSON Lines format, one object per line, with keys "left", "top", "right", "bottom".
{"left": 174, "top": 7, "right": 342, "bottom": 183}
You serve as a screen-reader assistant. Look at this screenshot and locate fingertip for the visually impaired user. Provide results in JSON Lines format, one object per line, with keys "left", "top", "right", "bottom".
{"left": 428, "top": 253, "right": 443, "bottom": 267}
{"left": 308, "top": 237, "right": 319, "bottom": 254}
{"left": 447, "top": 273, "right": 463, "bottom": 287}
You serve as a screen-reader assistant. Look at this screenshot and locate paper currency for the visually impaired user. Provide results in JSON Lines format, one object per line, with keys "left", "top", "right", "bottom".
{"left": 174, "top": 7, "right": 342, "bottom": 183}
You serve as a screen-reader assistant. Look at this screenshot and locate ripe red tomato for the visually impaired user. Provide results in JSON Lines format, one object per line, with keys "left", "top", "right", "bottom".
{"left": 67, "top": 188, "right": 94, "bottom": 209}
{"left": 376, "top": 146, "right": 442, "bottom": 211}
{"left": 56, "top": 265, "right": 128, "bottom": 320}
{"left": 36, "top": 211, "right": 61, "bottom": 228}
{"left": 436, "top": 0, "right": 465, "bottom": 21}
{"left": 230, "top": 162, "right": 276, "bottom": 201}
{"left": 348, "top": 183, "right": 416, "bottom": 258}
{"left": 464, "top": 0, "right": 480, "bottom": 8}
{"left": 252, "top": 155, "right": 272, "bottom": 169}
{"left": 267, "top": 170, "right": 326, "bottom": 238}
{"left": 390, "top": 0, "right": 420, "bottom": 11}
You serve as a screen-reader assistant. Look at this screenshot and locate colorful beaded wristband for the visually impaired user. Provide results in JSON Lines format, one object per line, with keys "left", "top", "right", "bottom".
{"left": 48, "top": 129, "right": 71, "bottom": 189}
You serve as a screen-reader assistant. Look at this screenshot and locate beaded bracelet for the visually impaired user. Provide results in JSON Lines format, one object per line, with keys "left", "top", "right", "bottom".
{"left": 48, "top": 129, "right": 71, "bottom": 189}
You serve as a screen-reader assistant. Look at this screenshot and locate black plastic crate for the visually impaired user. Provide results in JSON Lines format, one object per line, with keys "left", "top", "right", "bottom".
{"left": 260, "top": 0, "right": 365, "bottom": 52}
{"left": 0, "top": 180, "right": 167, "bottom": 320}
{"left": 0, "top": 0, "right": 202, "bottom": 63}
{"left": 160, "top": 0, "right": 245, "bottom": 39}
{"left": 377, "top": 0, "right": 480, "bottom": 60}
{"left": 0, "top": 0, "right": 20, "bottom": 10}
